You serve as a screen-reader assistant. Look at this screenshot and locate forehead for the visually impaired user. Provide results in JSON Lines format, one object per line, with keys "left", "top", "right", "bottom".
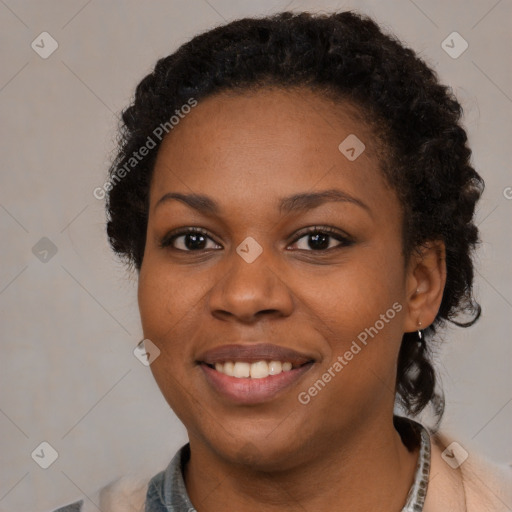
{"left": 149, "top": 87, "right": 395, "bottom": 218}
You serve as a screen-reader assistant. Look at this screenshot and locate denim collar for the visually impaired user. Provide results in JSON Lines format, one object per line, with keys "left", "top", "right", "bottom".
{"left": 145, "top": 417, "right": 430, "bottom": 512}
{"left": 145, "top": 443, "right": 195, "bottom": 512}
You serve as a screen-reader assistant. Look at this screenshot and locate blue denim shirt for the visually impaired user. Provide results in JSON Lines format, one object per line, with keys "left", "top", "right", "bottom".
{"left": 53, "top": 417, "right": 430, "bottom": 512}
{"left": 144, "top": 444, "right": 196, "bottom": 512}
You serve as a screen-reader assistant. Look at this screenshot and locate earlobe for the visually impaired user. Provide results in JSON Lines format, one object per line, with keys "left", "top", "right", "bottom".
{"left": 403, "top": 240, "right": 447, "bottom": 334}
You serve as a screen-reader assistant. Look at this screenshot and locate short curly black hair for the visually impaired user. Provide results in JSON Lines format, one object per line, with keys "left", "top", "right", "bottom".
{"left": 105, "top": 10, "right": 483, "bottom": 429}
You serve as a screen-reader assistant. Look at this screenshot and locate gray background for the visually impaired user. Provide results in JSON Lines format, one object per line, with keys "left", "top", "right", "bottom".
{"left": 0, "top": 1, "right": 510, "bottom": 510}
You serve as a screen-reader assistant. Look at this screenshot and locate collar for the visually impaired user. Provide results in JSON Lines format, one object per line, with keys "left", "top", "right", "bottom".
{"left": 145, "top": 416, "right": 431, "bottom": 512}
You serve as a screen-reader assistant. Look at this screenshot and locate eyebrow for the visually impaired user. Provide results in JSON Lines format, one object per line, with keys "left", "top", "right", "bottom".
{"left": 278, "top": 189, "right": 371, "bottom": 215}
{"left": 155, "top": 189, "right": 371, "bottom": 216}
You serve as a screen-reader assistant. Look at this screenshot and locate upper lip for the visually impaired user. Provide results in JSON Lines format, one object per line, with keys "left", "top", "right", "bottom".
{"left": 197, "top": 343, "right": 315, "bottom": 366}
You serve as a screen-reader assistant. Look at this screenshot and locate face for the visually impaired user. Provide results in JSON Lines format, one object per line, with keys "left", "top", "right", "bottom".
{"left": 138, "top": 87, "right": 418, "bottom": 470}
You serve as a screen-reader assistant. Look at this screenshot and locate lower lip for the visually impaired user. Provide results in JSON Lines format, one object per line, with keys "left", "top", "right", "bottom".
{"left": 200, "top": 363, "right": 314, "bottom": 405}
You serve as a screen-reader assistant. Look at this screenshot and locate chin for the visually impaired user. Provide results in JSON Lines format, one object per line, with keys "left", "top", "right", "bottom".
{"left": 205, "top": 427, "right": 310, "bottom": 473}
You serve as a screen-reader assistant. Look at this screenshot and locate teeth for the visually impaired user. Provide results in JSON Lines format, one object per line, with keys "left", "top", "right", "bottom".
{"left": 212, "top": 360, "right": 296, "bottom": 378}
{"left": 224, "top": 361, "right": 235, "bottom": 377}
{"left": 233, "top": 361, "right": 250, "bottom": 378}
{"left": 268, "top": 361, "right": 282, "bottom": 375}
{"left": 250, "top": 360, "right": 269, "bottom": 378}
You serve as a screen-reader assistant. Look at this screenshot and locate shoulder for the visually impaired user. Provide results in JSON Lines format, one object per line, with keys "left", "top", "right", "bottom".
{"left": 48, "top": 474, "right": 150, "bottom": 512}
{"left": 425, "top": 428, "right": 512, "bottom": 512}
{"left": 459, "top": 445, "right": 512, "bottom": 511}
{"left": 48, "top": 444, "right": 189, "bottom": 512}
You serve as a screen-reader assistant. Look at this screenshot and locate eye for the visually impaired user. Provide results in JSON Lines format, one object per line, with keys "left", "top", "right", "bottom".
{"left": 159, "top": 228, "right": 221, "bottom": 251}
{"left": 159, "top": 226, "right": 353, "bottom": 253}
{"left": 288, "top": 226, "right": 354, "bottom": 251}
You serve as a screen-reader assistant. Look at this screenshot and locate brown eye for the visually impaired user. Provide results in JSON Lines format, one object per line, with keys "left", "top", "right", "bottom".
{"left": 160, "top": 228, "right": 221, "bottom": 251}
{"left": 289, "top": 227, "right": 354, "bottom": 251}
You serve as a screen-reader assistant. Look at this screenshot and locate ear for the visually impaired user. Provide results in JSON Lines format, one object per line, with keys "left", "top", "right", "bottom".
{"left": 403, "top": 240, "right": 447, "bottom": 333}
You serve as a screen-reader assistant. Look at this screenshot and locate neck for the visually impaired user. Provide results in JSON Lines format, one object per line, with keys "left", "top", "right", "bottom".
{"left": 184, "top": 415, "right": 420, "bottom": 512}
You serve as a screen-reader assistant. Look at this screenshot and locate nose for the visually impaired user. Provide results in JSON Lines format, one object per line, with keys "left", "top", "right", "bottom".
{"left": 207, "top": 246, "right": 294, "bottom": 323}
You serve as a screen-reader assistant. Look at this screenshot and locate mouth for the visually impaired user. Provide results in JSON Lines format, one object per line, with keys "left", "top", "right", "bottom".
{"left": 204, "top": 359, "right": 308, "bottom": 378}
{"left": 197, "top": 344, "right": 316, "bottom": 404}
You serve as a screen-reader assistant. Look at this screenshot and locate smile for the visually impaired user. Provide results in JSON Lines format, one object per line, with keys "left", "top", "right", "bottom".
{"left": 211, "top": 360, "right": 296, "bottom": 378}
{"left": 197, "top": 343, "right": 316, "bottom": 404}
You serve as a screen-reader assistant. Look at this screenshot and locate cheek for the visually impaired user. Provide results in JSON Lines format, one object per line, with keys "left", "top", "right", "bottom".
{"left": 297, "top": 270, "right": 405, "bottom": 429}
{"left": 311, "top": 251, "right": 404, "bottom": 335}
{"left": 138, "top": 257, "right": 205, "bottom": 339}
{"left": 137, "top": 262, "right": 198, "bottom": 392}
{"left": 305, "top": 244, "right": 406, "bottom": 387}
{"left": 137, "top": 262, "right": 206, "bottom": 421}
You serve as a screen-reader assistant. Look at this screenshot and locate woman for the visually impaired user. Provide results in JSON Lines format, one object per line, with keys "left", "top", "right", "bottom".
{"left": 53, "top": 9, "right": 511, "bottom": 512}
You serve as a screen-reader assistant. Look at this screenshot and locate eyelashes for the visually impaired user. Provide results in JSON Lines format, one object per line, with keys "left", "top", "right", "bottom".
{"left": 291, "top": 226, "right": 354, "bottom": 251}
{"left": 159, "top": 226, "right": 354, "bottom": 253}
{"left": 159, "top": 227, "right": 220, "bottom": 251}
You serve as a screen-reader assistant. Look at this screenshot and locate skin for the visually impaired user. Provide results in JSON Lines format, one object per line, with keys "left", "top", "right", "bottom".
{"left": 137, "top": 87, "right": 446, "bottom": 512}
